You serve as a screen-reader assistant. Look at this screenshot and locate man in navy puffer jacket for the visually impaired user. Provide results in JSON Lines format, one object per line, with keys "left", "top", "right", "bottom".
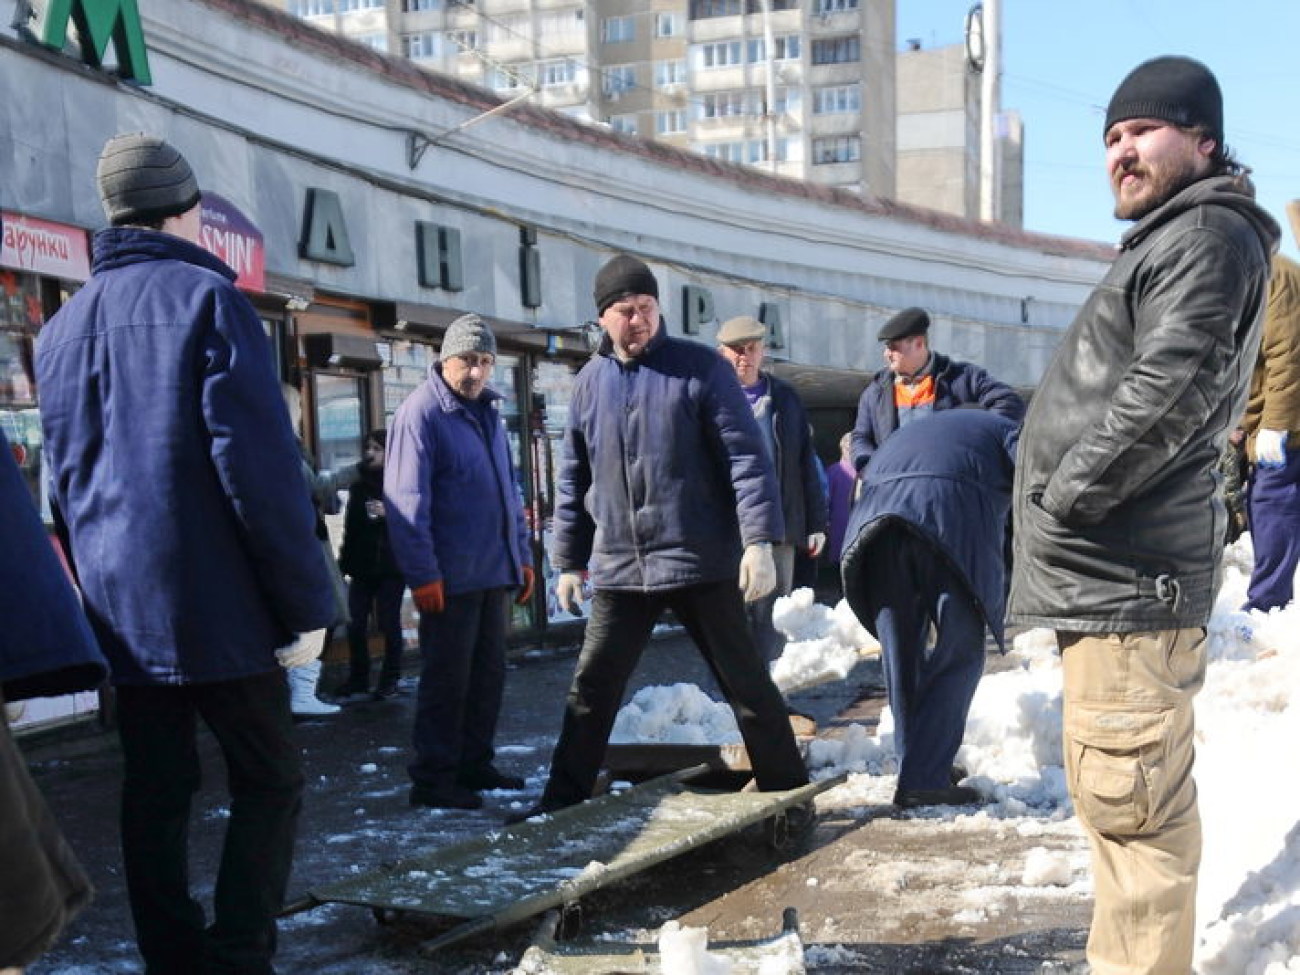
{"left": 36, "top": 134, "right": 335, "bottom": 975}
{"left": 509, "top": 254, "right": 809, "bottom": 823}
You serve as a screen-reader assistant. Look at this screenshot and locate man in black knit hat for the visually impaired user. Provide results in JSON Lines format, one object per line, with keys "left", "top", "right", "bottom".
{"left": 1009, "top": 56, "right": 1279, "bottom": 973}
{"left": 507, "top": 253, "right": 810, "bottom": 824}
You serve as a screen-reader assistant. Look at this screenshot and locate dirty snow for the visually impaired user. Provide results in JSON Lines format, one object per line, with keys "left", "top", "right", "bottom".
{"left": 609, "top": 533, "right": 1300, "bottom": 974}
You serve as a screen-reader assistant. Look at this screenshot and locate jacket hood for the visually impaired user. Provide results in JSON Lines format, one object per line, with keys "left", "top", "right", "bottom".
{"left": 1120, "top": 174, "right": 1281, "bottom": 255}
{"left": 91, "top": 226, "right": 237, "bottom": 280}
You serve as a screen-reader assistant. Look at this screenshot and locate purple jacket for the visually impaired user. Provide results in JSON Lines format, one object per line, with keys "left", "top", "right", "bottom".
{"left": 384, "top": 363, "right": 530, "bottom": 596}
{"left": 554, "top": 327, "right": 783, "bottom": 590}
{"left": 36, "top": 228, "right": 335, "bottom": 686}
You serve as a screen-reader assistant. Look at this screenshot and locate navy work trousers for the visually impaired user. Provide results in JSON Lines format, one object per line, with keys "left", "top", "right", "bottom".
{"left": 115, "top": 671, "right": 303, "bottom": 975}
{"left": 857, "top": 529, "right": 986, "bottom": 792}
{"left": 409, "top": 586, "right": 510, "bottom": 789}
{"left": 540, "top": 579, "right": 809, "bottom": 808}
{"left": 344, "top": 574, "right": 406, "bottom": 686}
{"left": 1244, "top": 449, "right": 1300, "bottom": 612}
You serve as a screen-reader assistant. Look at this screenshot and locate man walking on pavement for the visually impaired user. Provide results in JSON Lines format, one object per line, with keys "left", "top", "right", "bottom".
{"left": 716, "top": 315, "right": 828, "bottom": 663}
{"left": 509, "top": 254, "right": 809, "bottom": 823}
{"left": 850, "top": 306, "right": 1023, "bottom": 475}
{"left": 1240, "top": 253, "right": 1300, "bottom": 612}
{"left": 1009, "top": 56, "right": 1279, "bottom": 975}
{"left": 36, "top": 133, "right": 337, "bottom": 975}
{"left": 841, "top": 409, "right": 1017, "bottom": 809}
{"left": 385, "top": 313, "right": 535, "bottom": 811}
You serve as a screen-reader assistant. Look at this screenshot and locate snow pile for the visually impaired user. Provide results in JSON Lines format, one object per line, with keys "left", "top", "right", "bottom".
{"left": 657, "top": 921, "right": 734, "bottom": 974}
{"left": 770, "top": 590, "right": 877, "bottom": 693}
{"left": 610, "top": 683, "right": 742, "bottom": 744}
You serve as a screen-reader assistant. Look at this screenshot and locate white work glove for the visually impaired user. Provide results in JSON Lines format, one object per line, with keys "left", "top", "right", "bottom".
{"left": 1256, "top": 429, "right": 1288, "bottom": 468}
{"left": 555, "top": 571, "right": 587, "bottom": 614}
{"left": 738, "top": 542, "right": 776, "bottom": 603}
{"left": 275, "top": 628, "right": 328, "bottom": 669}
{"left": 806, "top": 532, "right": 827, "bottom": 558}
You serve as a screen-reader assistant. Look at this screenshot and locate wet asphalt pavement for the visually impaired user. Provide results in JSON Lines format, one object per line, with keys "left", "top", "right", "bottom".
{"left": 22, "top": 625, "right": 1089, "bottom": 974}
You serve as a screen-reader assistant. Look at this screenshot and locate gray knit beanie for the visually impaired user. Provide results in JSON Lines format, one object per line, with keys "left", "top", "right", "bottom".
{"left": 441, "top": 313, "right": 497, "bottom": 360}
{"left": 96, "top": 134, "right": 202, "bottom": 227}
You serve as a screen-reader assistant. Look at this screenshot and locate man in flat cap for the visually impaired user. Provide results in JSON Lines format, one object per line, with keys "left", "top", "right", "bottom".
{"left": 36, "top": 133, "right": 336, "bottom": 974}
{"left": 717, "top": 315, "right": 827, "bottom": 664}
{"left": 508, "top": 254, "right": 810, "bottom": 824}
{"left": 385, "top": 313, "right": 534, "bottom": 810}
{"left": 850, "top": 306, "right": 1023, "bottom": 474}
{"left": 1010, "top": 56, "right": 1279, "bottom": 972}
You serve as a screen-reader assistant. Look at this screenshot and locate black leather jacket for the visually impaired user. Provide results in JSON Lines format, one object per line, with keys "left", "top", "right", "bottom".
{"left": 1009, "top": 176, "right": 1279, "bottom": 632}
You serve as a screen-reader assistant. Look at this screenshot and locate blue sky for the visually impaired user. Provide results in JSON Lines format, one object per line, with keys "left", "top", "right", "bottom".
{"left": 896, "top": 1, "right": 1300, "bottom": 259}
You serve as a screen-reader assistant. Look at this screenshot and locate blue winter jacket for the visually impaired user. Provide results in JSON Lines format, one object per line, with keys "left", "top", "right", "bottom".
{"left": 841, "top": 409, "right": 1018, "bottom": 650}
{"left": 384, "top": 363, "right": 530, "bottom": 596}
{"left": 0, "top": 428, "right": 107, "bottom": 702}
{"left": 35, "top": 229, "right": 335, "bottom": 686}
{"left": 850, "top": 352, "right": 1025, "bottom": 474}
{"left": 554, "top": 327, "right": 784, "bottom": 590}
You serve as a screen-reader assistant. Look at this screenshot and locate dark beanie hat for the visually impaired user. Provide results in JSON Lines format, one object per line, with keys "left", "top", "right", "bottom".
{"left": 593, "top": 254, "right": 659, "bottom": 314}
{"left": 96, "top": 134, "right": 202, "bottom": 227}
{"left": 877, "top": 307, "right": 930, "bottom": 342}
{"left": 1103, "top": 56, "right": 1222, "bottom": 145}
{"left": 441, "top": 313, "right": 497, "bottom": 360}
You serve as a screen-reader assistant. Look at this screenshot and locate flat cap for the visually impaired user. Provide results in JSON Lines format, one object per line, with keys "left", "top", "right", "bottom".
{"left": 717, "top": 315, "right": 767, "bottom": 345}
{"left": 877, "top": 307, "right": 930, "bottom": 342}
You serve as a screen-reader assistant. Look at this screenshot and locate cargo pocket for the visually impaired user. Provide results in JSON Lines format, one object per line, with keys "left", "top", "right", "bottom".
{"left": 1065, "top": 705, "right": 1168, "bottom": 837}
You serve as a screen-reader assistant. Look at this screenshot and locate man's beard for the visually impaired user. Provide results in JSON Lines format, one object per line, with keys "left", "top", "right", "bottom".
{"left": 1112, "top": 157, "right": 1203, "bottom": 221}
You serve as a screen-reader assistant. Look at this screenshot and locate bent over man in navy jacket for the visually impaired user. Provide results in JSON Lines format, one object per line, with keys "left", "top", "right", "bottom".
{"left": 842, "top": 409, "right": 1017, "bottom": 810}
{"left": 509, "top": 254, "right": 809, "bottom": 823}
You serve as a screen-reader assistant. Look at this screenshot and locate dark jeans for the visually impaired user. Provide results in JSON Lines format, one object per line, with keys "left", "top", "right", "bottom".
{"left": 1244, "top": 449, "right": 1300, "bottom": 611}
{"left": 857, "top": 528, "right": 985, "bottom": 792}
{"left": 541, "top": 579, "right": 809, "bottom": 808}
{"left": 116, "top": 671, "right": 303, "bottom": 975}
{"left": 345, "top": 574, "right": 406, "bottom": 685}
{"left": 409, "top": 587, "right": 509, "bottom": 788}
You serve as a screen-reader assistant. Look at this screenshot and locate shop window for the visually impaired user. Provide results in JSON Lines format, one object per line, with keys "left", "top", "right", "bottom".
{"left": 0, "top": 269, "right": 46, "bottom": 508}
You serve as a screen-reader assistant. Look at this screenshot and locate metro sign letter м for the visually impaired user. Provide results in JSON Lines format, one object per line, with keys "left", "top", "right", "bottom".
{"left": 39, "top": 0, "right": 153, "bottom": 85}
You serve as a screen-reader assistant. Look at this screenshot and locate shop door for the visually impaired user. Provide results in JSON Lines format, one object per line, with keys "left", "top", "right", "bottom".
{"left": 311, "top": 371, "right": 368, "bottom": 550}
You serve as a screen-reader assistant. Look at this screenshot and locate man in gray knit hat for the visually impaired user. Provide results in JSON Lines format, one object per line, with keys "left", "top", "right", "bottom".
{"left": 385, "top": 313, "right": 534, "bottom": 810}
{"left": 36, "top": 133, "right": 335, "bottom": 973}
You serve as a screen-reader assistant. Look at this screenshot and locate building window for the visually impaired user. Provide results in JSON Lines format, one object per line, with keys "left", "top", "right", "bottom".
{"left": 702, "top": 139, "right": 785, "bottom": 164}
{"left": 747, "top": 35, "right": 800, "bottom": 62}
{"left": 603, "top": 65, "right": 636, "bottom": 97}
{"left": 813, "top": 83, "right": 860, "bottom": 114}
{"left": 698, "top": 40, "right": 743, "bottom": 68}
{"left": 656, "top": 110, "right": 687, "bottom": 135}
{"left": 609, "top": 114, "right": 638, "bottom": 135}
{"left": 690, "top": 0, "right": 796, "bottom": 16}
{"left": 655, "top": 59, "right": 686, "bottom": 88}
{"left": 289, "top": 0, "right": 333, "bottom": 15}
{"left": 355, "top": 32, "right": 388, "bottom": 51}
{"left": 811, "top": 35, "right": 861, "bottom": 64}
{"left": 816, "top": 0, "right": 858, "bottom": 10}
{"left": 700, "top": 91, "right": 749, "bottom": 119}
{"left": 601, "top": 15, "right": 635, "bottom": 44}
{"left": 812, "top": 134, "right": 861, "bottom": 164}
{"left": 445, "top": 29, "right": 477, "bottom": 52}
{"left": 538, "top": 59, "right": 577, "bottom": 87}
{"left": 488, "top": 66, "right": 527, "bottom": 91}
{"left": 401, "top": 0, "right": 440, "bottom": 10}
{"left": 404, "top": 31, "right": 440, "bottom": 59}
{"left": 655, "top": 12, "right": 681, "bottom": 37}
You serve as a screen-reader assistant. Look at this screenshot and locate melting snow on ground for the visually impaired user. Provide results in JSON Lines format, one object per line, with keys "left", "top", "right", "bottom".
{"left": 609, "top": 533, "right": 1300, "bottom": 974}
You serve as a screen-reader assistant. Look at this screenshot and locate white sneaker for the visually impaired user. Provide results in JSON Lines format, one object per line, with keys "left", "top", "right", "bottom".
{"left": 288, "top": 660, "right": 340, "bottom": 717}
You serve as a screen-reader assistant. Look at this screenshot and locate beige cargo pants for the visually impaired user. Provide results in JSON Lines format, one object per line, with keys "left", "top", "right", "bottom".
{"left": 1059, "top": 628, "right": 1207, "bottom": 975}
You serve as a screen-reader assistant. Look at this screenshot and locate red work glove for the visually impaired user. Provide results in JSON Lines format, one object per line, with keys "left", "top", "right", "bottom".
{"left": 515, "top": 566, "right": 535, "bottom": 606}
{"left": 413, "top": 580, "right": 445, "bottom": 614}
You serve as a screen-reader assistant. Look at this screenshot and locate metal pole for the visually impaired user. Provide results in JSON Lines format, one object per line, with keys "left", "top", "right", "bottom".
{"left": 978, "top": 0, "right": 1001, "bottom": 222}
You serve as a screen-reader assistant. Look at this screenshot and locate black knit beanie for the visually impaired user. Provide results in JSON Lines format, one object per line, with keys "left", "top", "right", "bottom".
{"left": 96, "top": 134, "right": 202, "bottom": 226}
{"left": 593, "top": 254, "right": 659, "bottom": 314}
{"left": 1103, "top": 56, "right": 1222, "bottom": 145}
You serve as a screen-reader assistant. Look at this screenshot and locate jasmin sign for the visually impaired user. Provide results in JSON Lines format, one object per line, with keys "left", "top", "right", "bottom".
{"left": 199, "top": 193, "right": 265, "bottom": 293}
{"left": 0, "top": 211, "right": 92, "bottom": 281}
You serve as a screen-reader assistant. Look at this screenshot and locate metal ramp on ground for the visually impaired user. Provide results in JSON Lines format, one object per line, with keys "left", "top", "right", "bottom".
{"left": 283, "top": 767, "right": 844, "bottom": 957}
